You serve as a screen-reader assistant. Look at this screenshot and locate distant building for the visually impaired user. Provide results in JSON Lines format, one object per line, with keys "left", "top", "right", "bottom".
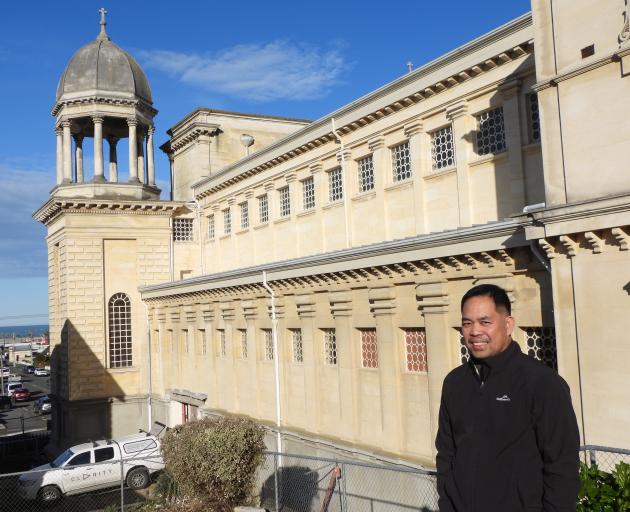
{"left": 36, "top": 2, "right": 630, "bottom": 464}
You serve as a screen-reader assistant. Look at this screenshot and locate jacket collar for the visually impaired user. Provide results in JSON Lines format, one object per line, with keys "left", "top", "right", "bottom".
{"left": 469, "top": 340, "right": 520, "bottom": 379}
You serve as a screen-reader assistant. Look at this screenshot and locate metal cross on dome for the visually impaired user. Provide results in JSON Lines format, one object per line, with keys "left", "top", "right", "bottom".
{"left": 97, "top": 7, "right": 109, "bottom": 40}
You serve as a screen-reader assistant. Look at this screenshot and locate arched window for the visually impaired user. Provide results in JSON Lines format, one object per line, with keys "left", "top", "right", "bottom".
{"left": 108, "top": 293, "right": 132, "bottom": 368}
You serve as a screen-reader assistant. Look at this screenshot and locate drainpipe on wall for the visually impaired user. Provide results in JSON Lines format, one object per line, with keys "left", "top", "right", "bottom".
{"left": 523, "top": 203, "right": 550, "bottom": 272}
{"left": 331, "top": 118, "right": 351, "bottom": 249}
{"left": 143, "top": 301, "right": 153, "bottom": 432}
{"left": 262, "top": 271, "right": 282, "bottom": 457}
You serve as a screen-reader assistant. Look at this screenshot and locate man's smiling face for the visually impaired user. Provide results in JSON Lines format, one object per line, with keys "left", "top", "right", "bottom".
{"left": 461, "top": 294, "right": 514, "bottom": 359}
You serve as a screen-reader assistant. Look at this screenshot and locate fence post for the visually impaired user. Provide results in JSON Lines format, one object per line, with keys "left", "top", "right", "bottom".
{"left": 589, "top": 450, "right": 597, "bottom": 466}
{"left": 274, "top": 452, "right": 279, "bottom": 512}
{"left": 340, "top": 462, "right": 347, "bottom": 512}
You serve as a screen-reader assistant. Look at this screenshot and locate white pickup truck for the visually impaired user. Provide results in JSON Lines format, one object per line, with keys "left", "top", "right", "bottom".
{"left": 18, "top": 431, "right": 165, "bottom": 504}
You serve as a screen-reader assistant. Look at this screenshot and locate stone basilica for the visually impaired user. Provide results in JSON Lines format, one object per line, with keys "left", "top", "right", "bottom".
{"left": 36, "top": 2, "right": 630, "bottom": 466}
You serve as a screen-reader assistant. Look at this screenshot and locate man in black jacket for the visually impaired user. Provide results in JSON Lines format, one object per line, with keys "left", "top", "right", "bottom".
{"left": 435, "top": 284, "right": 580, "bottom": 512}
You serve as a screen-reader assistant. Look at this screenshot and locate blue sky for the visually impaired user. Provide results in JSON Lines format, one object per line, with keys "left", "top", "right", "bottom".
{"left": 0, "top": 0, "right": 531, "bottom": 326}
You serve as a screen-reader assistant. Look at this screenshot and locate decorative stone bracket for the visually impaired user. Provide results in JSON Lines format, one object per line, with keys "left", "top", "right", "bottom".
{"left": 241, "top": 299, "right": 259, "bottom": 320}
{"left": 329, "top": 290, "right": 353, "bottom": 318}
{"left": 295, "top": 294, "right": 316, "bottom": 318}
{"left": 368, "top": 286, "right": 396, "bottom": 316}
{"left": 416, "top": 281, "right": 449, "bottom": 314}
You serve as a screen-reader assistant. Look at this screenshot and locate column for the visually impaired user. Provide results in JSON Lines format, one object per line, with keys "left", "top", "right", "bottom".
{"left": 337, "top": 149, "right": 353, "bottom": 247}
{"left": 147, "top": 126, "right": 155, "bottom": 187}
{"left": 92, "top": 116, "right": 105, "bottom": 182}
{"left": 197, "top": 132, "right": 212, "bottom": 178}
{"left": 416, "top": 281, "right": 452, "bottom": 457}
{"left": 73, "top": 134, "right": 84, "bottom": 183}
{"left": 55, "top": 127, "right": 63, "bottom": 185}
{"left": 108, "top": 136, "right": 119, "bottom": 182}
{"left": 62, "top": 120, "right": 73, "bottom": 183}
{"left": 127, "top": 118, "right": 139, "bottom": 183}
{"left": 369, "top": 285, "right": 403, "bottom": 453}
{"left": 499, "top": 79, "right": 527, "bottom": 210}
{"left": 405, "top": 122, "right": 428, "bottom": 233}
{"left": 446, "top": 101, "right": 474, "bottom": 227}
{"left": 137, "top": 130, "right": 146, "bottom": 184}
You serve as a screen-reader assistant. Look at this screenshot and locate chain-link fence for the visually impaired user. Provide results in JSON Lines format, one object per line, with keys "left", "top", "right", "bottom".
{"left": 0, "top": 452, "right": 162, "bottom": 511}
{"left": 580, "top": 445, "right": 630, "bottom": 473}
{"left": 258, "top": 452, "right": 439, "bottom": 512}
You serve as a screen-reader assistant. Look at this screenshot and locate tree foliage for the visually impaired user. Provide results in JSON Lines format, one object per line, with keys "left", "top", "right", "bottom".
{"left": 577, "top": 461, "right": 630, "bottom": 512}
{"left": 160, "top": 417, "right": 265, "bottom": 511}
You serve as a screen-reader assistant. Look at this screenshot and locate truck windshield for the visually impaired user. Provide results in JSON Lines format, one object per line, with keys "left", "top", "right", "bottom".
{"left": 51, "top": 449, "right": 74, "bottom": 468}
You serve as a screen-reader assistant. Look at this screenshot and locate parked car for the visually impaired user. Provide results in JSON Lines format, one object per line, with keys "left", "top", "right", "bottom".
{"left": 8, "top": 374, "right": 21, "bottom": 383}
{"left": 5, "top": 382, "right": 23, "bottom": 397}
{"left": 18, "top": 432, "right": 165, "bottom": 504}
{"left": 34, "top": 368, "right": 50, "bottom": 377}
{"left": 25, "top": 365, "right": 35, "bottom": 374}
{"left": 34, "top": 396, "right": 51, "bottom": 414}
{"left": 13, "top": 388, "right": 32, "bottom": 401}
{"left": 1, "top": 367, "right": 10, "bottom": 378}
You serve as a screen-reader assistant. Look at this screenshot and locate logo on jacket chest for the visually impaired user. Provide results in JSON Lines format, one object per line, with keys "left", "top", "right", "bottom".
{"left": 495, "top": 394, "right": 511, "bottom": 402}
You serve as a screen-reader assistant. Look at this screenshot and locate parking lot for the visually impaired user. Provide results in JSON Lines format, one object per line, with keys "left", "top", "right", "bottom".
{"left": 0, "top": 365, "right": 51, "bottom": 436}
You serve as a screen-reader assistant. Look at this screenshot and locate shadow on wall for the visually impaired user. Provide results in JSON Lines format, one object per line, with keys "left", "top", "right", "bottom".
{"left": 50, "top": 319, "right": 127, "bottom": 450}
{"left": 260, "top": 466, "right": 319, "bottom": 512}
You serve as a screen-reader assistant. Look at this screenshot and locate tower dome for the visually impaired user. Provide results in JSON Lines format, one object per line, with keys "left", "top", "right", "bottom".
{"left": 51, "top": 8, "right": 159, "bottom": 200}
{"left": 56, "top": 13, "right": 152, "bottom": 105}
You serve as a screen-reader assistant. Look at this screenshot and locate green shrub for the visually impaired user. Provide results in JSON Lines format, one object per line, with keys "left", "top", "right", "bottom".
{"left": 155, "top": 470, "right": 180, "bottom": 502}
{"left": 160, "top": 417, "right": 265, "bottom": 511}
{"left": 577, "top": 461, "right": 630, "bottom": 511}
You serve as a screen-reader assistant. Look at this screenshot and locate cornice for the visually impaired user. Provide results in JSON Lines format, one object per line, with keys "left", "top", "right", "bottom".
{"left": 192, "top": 14, "right": 533, "bottom": 200}
{"left": 33, "top": 198, "right": 184, "bottom": 225}
{"left": 52, "top": 95, "right": 157, "bottom": 117}
{"left": 140, "top": 219, "right": 528, "bottom": 301}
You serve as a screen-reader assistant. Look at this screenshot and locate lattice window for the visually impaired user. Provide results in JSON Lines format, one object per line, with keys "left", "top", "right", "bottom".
{"left": 458, "top": 330, "right": 470, "bottom": 364}
{"left": 218, "top": 329, "right": 226, "bottom": 358}
{"left": 476, "top": 107, "right": 506, "bottom": 156}
{"left": 360, "top": 329, "right": 378, "bottom": 369}
{"left": 108, "top": 293, "right": 132, "bottom": 368}
{"left": 525, "top": 327, "right": 557, "bottom": 370}
{"left": 207, "top": 214, "right": 215, "bottom": 240}
{"left": 528, "top": 93, "right": 541, "bottom": 143}
{"left": 173, "top": 218, "right": 193, "bottom": 241}
{"left": 302, "top": 177, "right": 315, "bottom": 210}
{"left": 323, "top": 329, "right": 337, "bottom": 366}
{"left": 291, "top": 329, "right": 303, "bottom": 363}
{"left": 258, "top": 194, "right": 269, "bottom": 223}
{"left": 279, "top": 186, "right": 291, "bottom": 217}
{"left": 223, "top": 208, "right": 231, "bottom": 235}
{"left": 240, "top": 202, "right": 249, "bottom": 229}
{"left": 403, "top": 328, "right": 428, "bottom": 372}
{"left": 239, "top": 329, "right": 248, "bottom": 359}
{"left": 328, "top": 168, "right": 343, "bottom": 202}
{"left": 357, "top": 155, "right": 375, "bottom": 193}
{"left": 430, "top": 125, "right": 455, "bottom": 171}
{"left": 392, "top": 141, "right": 412, "bottom": 182}
{"left": 263, "top": 329, "right": 274, "bottom": 361}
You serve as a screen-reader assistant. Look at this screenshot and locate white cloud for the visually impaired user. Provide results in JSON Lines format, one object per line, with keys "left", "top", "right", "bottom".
{"left": 139, "top": 41, "right": 347, "bottom": 102}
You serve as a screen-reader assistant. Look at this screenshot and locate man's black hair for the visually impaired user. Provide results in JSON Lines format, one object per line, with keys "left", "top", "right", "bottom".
{"left": 461, "top": 283, "right": 511, "bottom": 315}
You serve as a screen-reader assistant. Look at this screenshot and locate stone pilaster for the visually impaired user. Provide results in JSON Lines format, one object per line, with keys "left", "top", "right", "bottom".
{"left": 405, "top": 122, "right": 427, "bottom": 233}
{"left": 127, "top": 118, "right": 139, "bottom": 183}
{"left": 296, "top": 293, "right": 320, "bottom": 432}
{"left": 329, "top": 290, "right": 357, "bottom": 440}
{"left": 416, "top": 280, "right": 451, "bottom": 456}
{"left": 92, "top": 116, "right": 105, "bottom": 182}
{"left": 499, "top": 79, "right": 527, "bottom": 209}
{"left": 137, "top": 130, "right": 146, "bottom": 184}
{"left": 369, "top": 136, "right": 388, "bottom": 240}
{"left": 369, "top": 285, "right": 402, "bottom": 453}
{"left": 446, "top": 101, "right": 473, "bottom": 227}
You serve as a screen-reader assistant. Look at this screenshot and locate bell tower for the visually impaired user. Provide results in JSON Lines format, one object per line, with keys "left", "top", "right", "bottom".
{"left": 36, "top": 10, "right": 176, "bottom": 449}
{"left": 52, "top": 8, "right": 159, "bottom": 200}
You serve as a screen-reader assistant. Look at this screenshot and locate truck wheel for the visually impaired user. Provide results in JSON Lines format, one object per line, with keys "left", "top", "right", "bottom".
{"left": 126, "top": 467, "right": 150, "bottom": 489}
{"left": 38, "top": 485, "right": 61, "bottom": 504}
